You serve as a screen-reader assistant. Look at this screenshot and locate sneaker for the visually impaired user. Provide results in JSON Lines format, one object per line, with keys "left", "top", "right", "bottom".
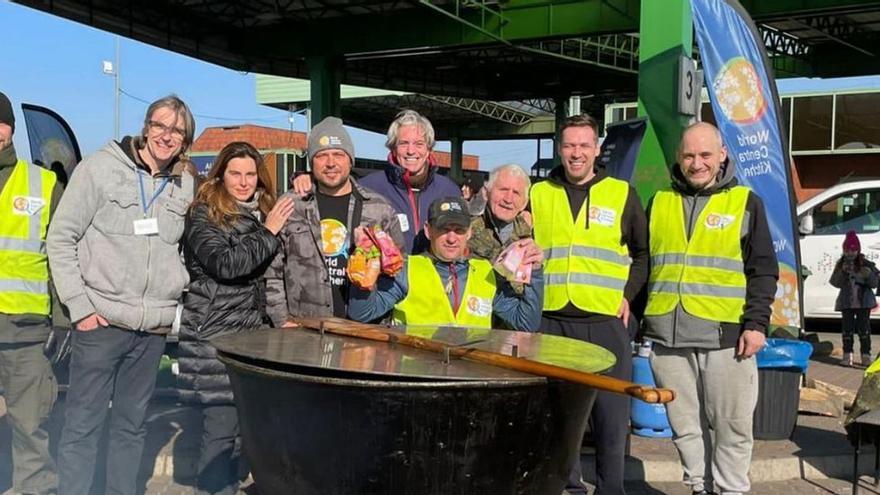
{"left": 862, "top": 354, "right": 873, "bottom": 366}
{"left": 841, "top": 352, "right": 853, "bottom": 367}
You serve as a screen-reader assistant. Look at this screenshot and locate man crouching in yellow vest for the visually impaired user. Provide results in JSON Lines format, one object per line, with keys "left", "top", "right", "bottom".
{"left": 643, "top": 122, "right": 778, "bottom": 495}
{"left": 0, "top": 91, "right": 63, "bottom": 494}
{"left": 349, "top": 196, "right": 544, "bottom": 331}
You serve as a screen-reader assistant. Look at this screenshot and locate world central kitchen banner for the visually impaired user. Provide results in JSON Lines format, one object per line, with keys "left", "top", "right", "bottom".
{"left": 691, "top": 0, "right": 802, "bottom": 333}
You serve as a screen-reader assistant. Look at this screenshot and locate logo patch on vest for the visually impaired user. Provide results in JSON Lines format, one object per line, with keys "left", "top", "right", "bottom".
{"left": 12, "top": 196, "right": 45, "bottom": 216}
{"left": 465, "top": 296, "right": 492, "bottom": 318}
{"left": 588, "top": 206, "right": 617, "bottom": 227}
{"left": 704, "top": 213, "right": 736, "bottom": 230}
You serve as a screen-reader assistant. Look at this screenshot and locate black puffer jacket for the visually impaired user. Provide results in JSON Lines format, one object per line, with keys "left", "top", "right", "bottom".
{"left": 177, "top": 203, "right": 279, "bottom": 405}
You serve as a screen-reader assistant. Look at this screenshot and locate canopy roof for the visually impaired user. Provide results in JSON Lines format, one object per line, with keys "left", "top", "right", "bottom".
{"left": 15, "top": 0, "right": 880, "bottom": 137}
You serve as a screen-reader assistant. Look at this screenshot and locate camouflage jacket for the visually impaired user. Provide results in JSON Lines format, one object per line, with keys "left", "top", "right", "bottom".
{"left": 468, "top": 209, "right": 533, "bottom": 295}
{"left": 265, "top": 179, "right": 404, "bottom": 326}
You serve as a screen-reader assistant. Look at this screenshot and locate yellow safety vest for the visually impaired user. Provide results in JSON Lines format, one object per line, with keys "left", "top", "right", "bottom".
{"left": 531, "top": 177, "right": 631, "bottom": 316}
{"left": 0, "top": 160, "right": 56, "bottom": 315}
{"left": 393, "top": 256, "right": 496, "bottom": 328}
{"left": 645, "top": 186, "right": 749, "bottom": 323}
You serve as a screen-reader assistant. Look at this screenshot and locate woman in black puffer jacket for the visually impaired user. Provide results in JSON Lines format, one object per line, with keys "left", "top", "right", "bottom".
{"left": 178, "top": 141, "right": 293, "bottom": 495}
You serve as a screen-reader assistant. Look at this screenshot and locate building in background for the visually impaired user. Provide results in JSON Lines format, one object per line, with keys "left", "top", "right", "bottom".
{"left": 191, "top": 125, "right": 306, "bottom": 196}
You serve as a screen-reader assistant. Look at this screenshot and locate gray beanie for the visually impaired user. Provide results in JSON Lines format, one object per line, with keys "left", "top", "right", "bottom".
{"left": 308, "top": 116, "right": 355, "bottom": 164}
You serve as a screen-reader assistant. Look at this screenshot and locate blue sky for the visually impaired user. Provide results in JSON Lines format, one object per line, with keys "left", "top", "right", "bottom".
{"left": 2, "top": 1, "right": 878, "bottom": 170}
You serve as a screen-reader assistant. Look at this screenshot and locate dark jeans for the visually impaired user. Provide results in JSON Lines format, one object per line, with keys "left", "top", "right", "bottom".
{"left": 541, "top": 315, "right": 632, "bottom": 495}
{"left": 842, "top": 308, "right": 871, "bottom": 355}
{"left": 57, "top": 325, "right": 166, "bottom": 495}
{"left": 196, "top": 404, "right": 242, "bottom": 495}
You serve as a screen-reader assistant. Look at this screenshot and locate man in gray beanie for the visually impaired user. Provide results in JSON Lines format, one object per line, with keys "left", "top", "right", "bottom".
{"left": 0, "top": 91, "right": 64, "bottom": 494}
{"left": 266, "top": 116, "right": 404, "bottom": 323}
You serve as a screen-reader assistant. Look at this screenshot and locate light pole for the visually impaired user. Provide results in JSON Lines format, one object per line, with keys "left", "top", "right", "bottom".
{"left": 102, "top": 36, "right": 120, "bottom": 140}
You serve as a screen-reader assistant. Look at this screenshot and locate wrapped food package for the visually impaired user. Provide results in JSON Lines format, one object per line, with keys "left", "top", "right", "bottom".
{"left": 494, "top": 242, "right": 533, "bottom": 285}
{"left": 365, "top": 226, "right": 404, "bottom": 276}
{"left": 348, "top": 227, "right": 382, "bottom": 290}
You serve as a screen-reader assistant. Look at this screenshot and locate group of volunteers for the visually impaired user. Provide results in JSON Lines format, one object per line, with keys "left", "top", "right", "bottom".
{"left": 0, "top": 87, "right": 776, "bottom": 495}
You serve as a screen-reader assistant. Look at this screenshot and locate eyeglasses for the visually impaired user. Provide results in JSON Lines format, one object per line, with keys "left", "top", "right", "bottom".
{"left": 148, "top": 121, "right": 186, "bottom": 141}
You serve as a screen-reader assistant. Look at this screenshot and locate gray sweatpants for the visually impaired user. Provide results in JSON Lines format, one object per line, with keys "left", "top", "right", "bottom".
{"left": 650, "top": 345, "right": 758, "bottom": 495}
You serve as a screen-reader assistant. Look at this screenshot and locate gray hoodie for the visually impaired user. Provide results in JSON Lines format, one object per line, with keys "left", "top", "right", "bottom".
{"left": 47, "top": 140, "right": 193, "bottom": 332}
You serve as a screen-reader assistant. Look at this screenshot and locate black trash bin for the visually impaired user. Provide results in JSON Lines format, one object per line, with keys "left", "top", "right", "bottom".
{"left": 753, "top": 339, "right": 812, "bottom": 440}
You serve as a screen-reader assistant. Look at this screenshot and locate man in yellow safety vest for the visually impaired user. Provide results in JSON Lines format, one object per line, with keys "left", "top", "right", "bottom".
{"left": 349, "top": 196, "right": 544, "bottom": 331}
{"left": 530, "top": 113, "right": 649, "bottom": 495}
{"left": 0, "top": 91, "right": 64, "bottom": 495}
{"left": 643, "top": 122, "right": 778, "bottom": 495}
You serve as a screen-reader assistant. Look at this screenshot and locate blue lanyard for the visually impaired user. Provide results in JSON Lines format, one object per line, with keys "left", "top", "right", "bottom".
{"left": 137, "top": 171, "right": 171, "bottom": 217}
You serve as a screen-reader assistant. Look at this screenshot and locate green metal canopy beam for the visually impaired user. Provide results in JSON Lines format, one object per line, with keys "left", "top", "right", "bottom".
{"left": 240, "top": 0, "right": 641, "bottom": 59}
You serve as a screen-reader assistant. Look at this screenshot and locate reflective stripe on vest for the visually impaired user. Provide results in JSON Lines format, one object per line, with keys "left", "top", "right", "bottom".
{"left": 392, "top": 256, "right": 496, "bottom": 328}
{"left": 0, "top": 160, "right": 56, "bottom": 315}
{"left": 531, "top": 178, "right": 631, "bottom": 316}
{"left": 645, "top": 186, "right": 749, "bottom": 323}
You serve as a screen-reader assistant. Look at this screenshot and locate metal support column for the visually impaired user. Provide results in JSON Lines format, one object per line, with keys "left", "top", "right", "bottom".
{"left": 633, "top": 0, "right": 693, "bottom": 204}
{"left": 552, "top": 96, "right": 570, "bottom": 166}
{"left": 307, "top": 55, "right": 342, "bottom": 124}
{"left": 449, "top": 136, "right": 464, "bottom": 183}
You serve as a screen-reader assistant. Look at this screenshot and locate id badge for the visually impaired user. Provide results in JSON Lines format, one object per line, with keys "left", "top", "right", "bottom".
{"left": 397, "top": 213, "right": 410, "bottom": 232}
{"left": 133, "top": 218, "right": 159, "bottom": 236}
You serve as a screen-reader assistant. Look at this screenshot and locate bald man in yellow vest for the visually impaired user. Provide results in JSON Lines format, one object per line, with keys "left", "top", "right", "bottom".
{"left": 0, "top": 91, "right": 65, "bottom": 495}
{"left": 643, "top": 123, "right": 778, "bottom": 495}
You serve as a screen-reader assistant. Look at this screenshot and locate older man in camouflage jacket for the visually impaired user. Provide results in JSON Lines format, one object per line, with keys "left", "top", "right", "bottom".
{"left": 468, "top": 164, "right": 535, "bottom": 298}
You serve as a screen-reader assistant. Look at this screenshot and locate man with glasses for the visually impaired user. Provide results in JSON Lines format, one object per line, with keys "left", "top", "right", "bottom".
{"left": 47, "top": 95, "right": 196, "bottom": 495}
{"left": 293, "top": 110, "right": 461, "bottom": 253}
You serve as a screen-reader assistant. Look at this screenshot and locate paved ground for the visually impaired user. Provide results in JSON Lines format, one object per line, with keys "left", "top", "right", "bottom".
{"left": 134, "top": 476, "right": 880, "bottom": 494}
{"left": 576, "top": 327, "right": 880, "bottom": 493}
{"left": 629, "top": 478, "right": 880, "bottom": 494}
{"left": 0, "top": 327, "right": 876, "bottom": 494}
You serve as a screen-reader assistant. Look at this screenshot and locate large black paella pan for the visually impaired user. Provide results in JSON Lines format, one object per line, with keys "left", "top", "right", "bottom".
{"left": 213, "top": 323, "right": 616, "bottom": 495}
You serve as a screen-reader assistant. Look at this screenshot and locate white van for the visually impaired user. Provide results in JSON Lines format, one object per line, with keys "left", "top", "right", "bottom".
{"left": 797, "top": 180, "right": 880, "bottom": 319}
